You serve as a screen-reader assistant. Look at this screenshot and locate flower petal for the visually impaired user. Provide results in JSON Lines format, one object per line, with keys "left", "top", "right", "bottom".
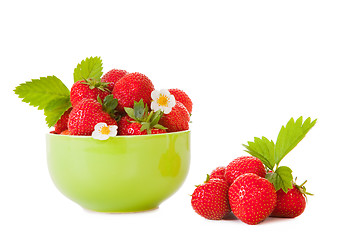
{"left": 151, "top": 101, "right": 160, "bottom": 112}
{"left": 108, "top": 125, "right": 118, "bottom": 137}
{"left": 159, "top": 89, "right": 171, "bottom": 96}
{"left": 94, "top": 122, "right": 107, "bottom": 132}
{"left": 169, "top": 95, "right": 176, "bottom": 107}
{"left": 92, "top": 131, "right": 110, "bottom": 140}
{"left": 151, "top": 90, "right": 160, "bottom": 101}
{"left": 163, "top": 106, "right": 172, "bottom": 114}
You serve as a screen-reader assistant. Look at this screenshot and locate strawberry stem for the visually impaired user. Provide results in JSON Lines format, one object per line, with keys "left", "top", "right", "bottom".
{"left": 299, "top": 180, "right": 307, "bottom": 188}
{"left": 146, "top": 110, "right": 154, "bottom": 122}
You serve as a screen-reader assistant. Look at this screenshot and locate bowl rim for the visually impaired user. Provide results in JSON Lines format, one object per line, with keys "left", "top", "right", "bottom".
{"left": 46, "top": 129, "right": 190, "bottom": 139}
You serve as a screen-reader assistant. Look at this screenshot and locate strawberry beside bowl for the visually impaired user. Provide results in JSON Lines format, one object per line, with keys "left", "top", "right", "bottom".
{"left": 46, "top": 130, "right": 190, "bottom": 212}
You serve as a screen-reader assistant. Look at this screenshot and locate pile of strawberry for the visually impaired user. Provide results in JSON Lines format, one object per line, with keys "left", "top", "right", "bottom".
{"left": 14, "top": 57, "right": 192, "bottom": 136}
{"left": 191, "top": 117, "right": 316, "bottom": 225}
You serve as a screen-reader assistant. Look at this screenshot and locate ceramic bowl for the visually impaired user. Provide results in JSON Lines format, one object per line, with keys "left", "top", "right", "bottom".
{"left": 46, "top": 130, "right": 190, "bottom": 212}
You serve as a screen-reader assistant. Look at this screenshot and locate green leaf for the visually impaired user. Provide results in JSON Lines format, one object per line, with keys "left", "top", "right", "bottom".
{"left": 73, "top": 56, "right": 103, "bottom": 82}
{"left": 133, "top": 99, "right": 148, "bottom": 121}
{"left": 44, "top": 98, "right": 72, "bottom": 127}
{"left": 102, "top": 95, "right": 118, "bottom": 113}
{"left": 14, "top": 76, "right": 71, "bottom": 127}
{"left": 266, "top": 166, "right": 293, "bottom": 192}
{"left": 153, "top": 124, "right": 167, "bottom": 130}
{"left": 243, "top": 136, "right": 276, "bottom": 170}
{"left": 124, "top": 107, "right": 135, "bottom": 119}
{"left": 14, "top": 76, "right": 70, "bottom": 110}
{"left": 140, "top": 122, "right": 150, "bottom": 132}
{"left": 149, "top": 110, "right": 164, "bottom": 127}
{"left": 275, "top": 116, "right": 317, "bottom": 165}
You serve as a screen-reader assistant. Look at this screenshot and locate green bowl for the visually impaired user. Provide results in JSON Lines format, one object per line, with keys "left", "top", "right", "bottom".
{"left": 46, "top": 130, "right": 190, "bottom": 212}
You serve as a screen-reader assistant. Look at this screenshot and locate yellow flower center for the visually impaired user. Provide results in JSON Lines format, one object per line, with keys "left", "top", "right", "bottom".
{"left": 157, "top": 94, "right": 169, "bottom": 107}
{"left": 100, "top": 126, "right": 110, "bottom": 135}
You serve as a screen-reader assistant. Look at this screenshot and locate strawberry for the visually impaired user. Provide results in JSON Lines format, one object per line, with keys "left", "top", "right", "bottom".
{"left": 191, "top": 177, "right": 231, "bottom": 220}
{"left": 112, "top": 72, "right": 154, "bottom": 112}
{"left": 70, "top": 79, "right": 110, "bottom": 106}
{"left": 123, "top": 122, "right": 147, "bottom": 135}
{"left": 60, "top": 130, "right": 71, "bottom": 135}
{"left": 209, "top": 166, "right": 226, "bottom": 181}
{"left": 117, "top": 115, "right": 134, "bottom": 135}
{"left": 228, "top": 173, "right": 277, "bottom": 225}
{"left": 225, "top": 156, "right": 266, "bottom": 185}
{"left": 168, "top": 88, "right": 193, "bottom": 114}
{"left": 270, "top": 180, "right": 312, "bottom": 218}
{"left": 68, "top": 95, "right": 118, "bottom": 135}
{"left": 124, "top": 122, "right": 166, "bottom": 135}
{"left": 54, "top": 108, "right": 72, "bottom": 134}
{"left": 122, "top": 99, "right": 167, "bottom": 135}
{"left": 158, "top": 101, "right": 190, "bottom": 132}
{"left": 150, "top": 128, "right": 167, "bottom": 134}
{"left": 101, "top": 69, "right": 128, "bottom": 91}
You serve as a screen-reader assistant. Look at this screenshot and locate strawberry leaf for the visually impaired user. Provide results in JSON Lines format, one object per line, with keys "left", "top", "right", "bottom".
{"left": 44, "top": 98, "right": 72, "bottom": 127}
{"left": 266, "top": 166, "right": 293, "bottom": 192}
{"left": 243, "top": 136, "right": 276, "bottom": 170}
{"left": 14, "top": 76, "right": 70, "bottom": 110}
{"left": 275, "top": 117, "right": 317, "bottom": 165}
{"left": 14, "top": 75, "right": 71, "bottom": 127}
{"left": 73, "top": 56, "right": 103, "bottom": 82}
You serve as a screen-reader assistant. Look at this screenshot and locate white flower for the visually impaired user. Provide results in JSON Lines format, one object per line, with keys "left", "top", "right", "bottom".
{"left": 92, "top": 123, "right": 118, "bottom": 140}
{"left": 150, "top": 89, "right": 176, "bottom": 114}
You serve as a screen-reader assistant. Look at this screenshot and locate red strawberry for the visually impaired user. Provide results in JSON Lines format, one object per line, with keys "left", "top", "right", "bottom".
{"left": 225, "top": 156, "right": 266, "bottom": 185}
{"left": 68, "top": 96, "right": 117, "bottom": 135}
{"left": 54, "top": 108, "right": 72, "bottom": 134}
{"left": 191, "top": 177, "right": 231, "bottom": 220}
{"left": 158, "top": 101, "right": 190, "bottom": 132}
{"left": 209, "top": 166, "right": 226, "bottom": 181}
{"left": 123, "top": 122, "right": 167, "bottom": 135}
{"left": 150, "top": 128, "right": 167, "bottom": 134}
{"left": 121, "top": 99, "right": 167, "bottom": 135}
{"left": 228, "top": 173, "right": 277, "bottom": 225}
{"left": 101, "top": 69, "right": 128, "bottom": 91}
{"left": 270, "top": 180, "right": 311, "bottom": 218}
{"left": 60, "top": 130, "right": 71, "bottom": 135}
{"left": 168, "top": 88, "right": 192, "bottom": 114}
{"left": 70, "top": 79, "right": 110, "bottom": 106}
{"left": 123, "top": 122, "right": 147, "bottom": 135}
{"left": 117, "top": 115, "right": 134, "bottom": 135}
{"left": 112, "top": 72, "right": 154, "bottom": 112}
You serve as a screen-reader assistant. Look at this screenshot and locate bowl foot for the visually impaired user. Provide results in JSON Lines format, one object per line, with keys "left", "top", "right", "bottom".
{"left": 83, "top": 206, "right": 159, "bottom": 214}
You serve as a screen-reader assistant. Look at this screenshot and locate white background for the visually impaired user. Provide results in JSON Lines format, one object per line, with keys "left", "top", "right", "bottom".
{"left": 1, "top": 0, "right": 359, "bottom": 239}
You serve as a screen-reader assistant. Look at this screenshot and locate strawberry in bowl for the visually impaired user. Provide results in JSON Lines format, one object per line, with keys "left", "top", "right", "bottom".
{"left": 14, "top": 57, "right": 192, "bottom": 212}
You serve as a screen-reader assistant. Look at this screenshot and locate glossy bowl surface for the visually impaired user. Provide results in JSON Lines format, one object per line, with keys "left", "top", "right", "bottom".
{"left": 46, "top": 131, "right": 190, "bottom": 212}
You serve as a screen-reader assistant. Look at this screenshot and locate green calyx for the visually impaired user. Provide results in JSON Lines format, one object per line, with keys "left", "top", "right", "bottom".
{"left": 243, "top": 116, "right": 317, "bottom": 193}
{"left": 81, "top": 78, "right": 109, "bottom": 92}
{"left": 97, "top": 94, "right": 118, "bottom": 119}
{"left": 293, "top": 178, "right": 313, "bottom": 201}
{"left": 124, "top": 99, "right": 167, "bottom": 134}
{"left": 194, "top": 174, "right": 210, "bottom": 188}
